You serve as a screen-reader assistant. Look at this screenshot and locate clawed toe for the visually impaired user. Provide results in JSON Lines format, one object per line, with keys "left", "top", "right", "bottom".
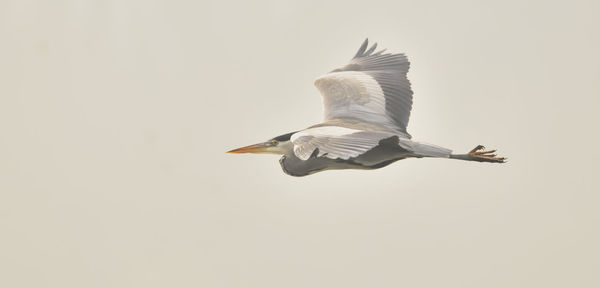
{"left": 469, "top": 145, "right": 485, "bottom": 153}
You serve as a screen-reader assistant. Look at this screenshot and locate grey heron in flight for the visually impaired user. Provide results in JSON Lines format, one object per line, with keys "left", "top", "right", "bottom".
{"left": 228, "top": 39, "right": 505, "bottom": 176}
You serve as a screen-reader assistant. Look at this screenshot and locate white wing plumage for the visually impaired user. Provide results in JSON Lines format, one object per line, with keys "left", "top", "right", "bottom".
{"left": 314, "top": 39, "right": 413, "bottom": 138}
{"left": 291, "top": 39, "right": 420, "bottom": 161}
{"left": 290, "top": 126, "right": 451, "bottom": 161}
{"left": 291, "top": 127, "right": 393, "bottom": 160}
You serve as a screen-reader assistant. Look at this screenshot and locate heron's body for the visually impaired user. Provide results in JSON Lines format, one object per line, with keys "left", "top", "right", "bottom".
{"left": 228, "top": 39, "right": 505, "bottom": 176}
{"left": 280, "top": 135, "right": 412, "bottom": 177}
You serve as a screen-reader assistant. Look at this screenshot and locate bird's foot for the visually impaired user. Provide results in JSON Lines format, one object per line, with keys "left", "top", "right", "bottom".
{"left": 467, "top": 145, "right": 506, "bottom": 163}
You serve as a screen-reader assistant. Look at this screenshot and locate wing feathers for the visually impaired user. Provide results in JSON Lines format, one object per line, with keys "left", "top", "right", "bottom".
{"left": 364, "top": 42, "right": 378, "bottom": 56}
{"left": 315, "top": 39, "right": 413, "bottom": 136}
{"left": 353, "top": 39, "right": 369, "bottom": 59}
{"left": 301, "top": 39, "right": 417, "bottom": 161}
{"left": 290, "top": 128, "right": 453, "bottom": 161}
{"left": 291, "top": 127, "right": 393, "bottom": 160}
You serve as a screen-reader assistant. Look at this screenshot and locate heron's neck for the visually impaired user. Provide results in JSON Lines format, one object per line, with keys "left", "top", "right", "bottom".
{"left": 273, "top": 140, "right": 294, "bottom": 155}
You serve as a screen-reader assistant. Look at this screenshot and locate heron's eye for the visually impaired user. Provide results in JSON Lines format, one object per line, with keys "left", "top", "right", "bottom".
{"left": 267, "top": 140, "right": 278, "bottom": 146}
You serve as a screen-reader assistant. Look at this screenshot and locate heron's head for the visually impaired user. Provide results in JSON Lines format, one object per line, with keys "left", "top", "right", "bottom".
{"left": 227, "top": 132, "right": 295, "bottom": 155}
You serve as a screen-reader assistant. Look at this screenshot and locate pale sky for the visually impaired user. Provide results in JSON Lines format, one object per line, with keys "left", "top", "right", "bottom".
{"left": 1, "top": 0, "right": 599, "bottom": 287}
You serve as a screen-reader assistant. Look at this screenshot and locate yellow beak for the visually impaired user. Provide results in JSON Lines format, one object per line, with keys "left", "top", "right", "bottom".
{"left": 226, "top": 143, "right": 269, "bottom": 154}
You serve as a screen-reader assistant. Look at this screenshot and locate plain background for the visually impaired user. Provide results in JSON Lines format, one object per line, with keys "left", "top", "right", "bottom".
{"left": 1, "top": 0, "right": 599, "bottom": 287}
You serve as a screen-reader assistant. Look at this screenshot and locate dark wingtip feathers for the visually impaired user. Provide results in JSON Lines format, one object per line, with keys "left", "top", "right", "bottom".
{"left": 364, "top": 42, "right": 377, "bottom": 56}
{"left": 354, "top": 38, "right": 369, "bottom": 59}
{"left": 353, "top": 38, "right": 389, "bottom": 59}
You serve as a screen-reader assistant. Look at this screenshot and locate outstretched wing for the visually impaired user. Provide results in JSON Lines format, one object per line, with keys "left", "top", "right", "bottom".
{"left": 314, "top": 39, "right": 413, "bottom": 138}
{"left": 290, "top": 126, "right": 394, "bottom": 160}
{"left": 290, "top": 126, "right": 452, "bottom": 161}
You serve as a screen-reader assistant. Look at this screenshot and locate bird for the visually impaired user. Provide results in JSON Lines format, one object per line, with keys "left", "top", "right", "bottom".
{"left": 227, "top": 39, "right": 505, "bottom": 177}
